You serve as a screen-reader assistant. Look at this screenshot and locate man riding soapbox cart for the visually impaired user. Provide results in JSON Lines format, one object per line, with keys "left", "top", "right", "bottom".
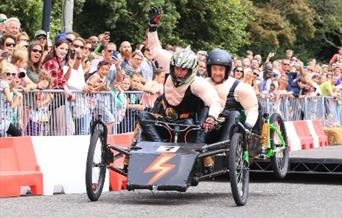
{"left": 85, "top": 109, "right": 289, "bottom": 206}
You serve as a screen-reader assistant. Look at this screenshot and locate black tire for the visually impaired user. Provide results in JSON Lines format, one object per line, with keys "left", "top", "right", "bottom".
{"left": 86, "top": 129, "right": 107, "bottom": 201}
{"left": 229, "top": 133, "right": 249, "bottom": 206}
{"left": 270, "top": 113, "right": 289, "bottom": 179}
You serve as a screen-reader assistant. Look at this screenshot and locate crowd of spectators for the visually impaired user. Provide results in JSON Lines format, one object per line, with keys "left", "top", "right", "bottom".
{"left": 0, "top": 13, "right": 341, "bottom": 136}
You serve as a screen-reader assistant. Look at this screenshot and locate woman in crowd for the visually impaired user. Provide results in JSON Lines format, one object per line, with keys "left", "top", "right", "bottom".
{"left": 42, "top": 39, "right": 74, "bottom": 135}
{"left": 26, "top": 40, "right": 44, "bottom": 85}
{"left": 0, "top": 34, "right": 16, "bottom": 60}
{"left": 232, "top": 66, "right": 244, "bottom": 80}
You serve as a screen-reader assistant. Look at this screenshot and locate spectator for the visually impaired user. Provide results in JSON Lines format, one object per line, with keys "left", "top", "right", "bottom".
{"left": 87, "top": 60, "right": 111, "bottom": 91}
{"left": 17, "top": 32, "right": 30, "bottom": 48}
{"left": 275, "top": 75, "right": 292, "bottom": 98}
{"left": 259, "top": 63, "right": 273, "bottom": 93}
{"left": 122, "top": 50, "right": 144, "bottom": 76}
{"left": 320, "top": 73, "right": 338, "bottom": 97}
{"left": 119, "top": 41, "right": 133, "bottom": 69}
{"left": 232, "top": 66, "right": 244, "bottom": 80}
{"left": 140, "top": 45, "right": 157, "bottom": 81}
{"left": 26, "top": 40, "right": 44, "bottom": 85}
{"left": 0, "top": 61, "right": 22, "bottom": 136}
{"left": 82, "top": 40, "right": 92, "bottom": 74}
{"left": 197, "top": 60, "right": 207, "bottom": 78}
{"left": 0, "top": 34, "right": 16, "bottom": 60}
{"left": 246, "top": 50, "right": 253, "bottom": 61}
{"left": 141, "top": 68, "right": 165, "bottom": 110}
{"left": 197, "top": 50, "right": 208, "bottom": 62}
{"left": 250, "top": 58, "right": 260, "bottom": 71}
{"left": 285, "top": 49, "right": 293, "bottom": 61}
{"left": 42, "top": 39, "right": 74, "bottom": 135}
{"left": 33, "top": 30, "right": 48, "bottom": 57}
{"left": 4, "top": 17, "right": 20, "bottom": 38}
{"left": 242, "top": 57, "right": 250, "bottom": 68}
{"left": 26, "top": 72, "right": 53, "bottom": 136}
{"left": 329, "top": 47, "right": 342, "bottom": 64}
{"left": 0, "top": 14, "right": 7, "bottom": 39}
{"left": 88, "top": 35, "right": 99, "bottom": 51}
{"left": 88, "top": 42, "right": 123, "bottom": 85}
{"left": 11, "top": 47, "right": 35, "bottom": 91}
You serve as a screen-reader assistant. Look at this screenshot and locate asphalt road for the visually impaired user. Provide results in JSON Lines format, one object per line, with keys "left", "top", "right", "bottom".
{"left": 1, "top": 174, "right": 341, "bottom": 218}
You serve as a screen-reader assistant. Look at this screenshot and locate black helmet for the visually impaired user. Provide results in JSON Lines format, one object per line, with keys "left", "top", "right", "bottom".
{"left": 207, "top": 48, "right": 232, "bottom": 80}
{"left": 170, "top": 46, "right": 198, "bottom": 87}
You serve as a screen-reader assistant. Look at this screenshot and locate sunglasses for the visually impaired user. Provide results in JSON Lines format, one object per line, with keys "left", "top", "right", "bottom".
{"left": 73, "top": 44, "right": 84, "bottom": 49}
{"left": 5, "top": 42, "right": 16, "bottom": 47}
{"left": 36, "top": 36, "right": 46, "bottom": 40}
{"left": 253, "top": 72, "right": 259, "bottom": 76}
{"left": 235, "top": 69, "right": 243, "bottom": 73}
{"left": 6, "top": 72, "right": 17, "bottom": 77}
{"left": 32, "top": 49, "right": 43, "bottom": 54}
{"left": 107, "top": 49, "right": 113, "bottom": 53}
{"left": 283, "top": 63, "right": 290, "bottom": 66}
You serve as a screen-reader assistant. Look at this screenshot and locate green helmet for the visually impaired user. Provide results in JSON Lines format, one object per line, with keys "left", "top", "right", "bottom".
{"left": 170, "top": 46, "right": 198, "bottom": 87}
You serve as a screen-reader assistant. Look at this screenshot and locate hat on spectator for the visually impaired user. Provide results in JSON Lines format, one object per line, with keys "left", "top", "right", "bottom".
{"left": 55, "top": 32, "right": 72, "bottom": 43}
{"left": 34, "top": 30, "right": 47, "bottom": 38}
{"left": 0, "top": 14, "right": 7, "bottom": 23}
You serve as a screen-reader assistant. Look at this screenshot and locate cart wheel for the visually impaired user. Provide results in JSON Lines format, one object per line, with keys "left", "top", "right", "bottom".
{"left": 270, "top": 113, "right": 289, "bottom": 179}
{"left": 86, "top": 129, "right": 107, "bottom": 201}
{"left": 229, "top": 132, "right": 249, "bottom": 206}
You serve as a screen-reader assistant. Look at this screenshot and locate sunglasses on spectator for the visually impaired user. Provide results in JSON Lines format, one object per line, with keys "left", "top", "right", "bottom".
{"left": 32, "top": 49, "right": 43, "bottom": 54}
{"left": 106, "top": 49, "right": 113, "bottom": 53}
{"left": 283, "top": 63, "right": 290, "bottom": 66}
{"left": 5, "top": 42, "right": 16, "bottom": 47}
{"left": 253, "top": 72, "right": 259, "bottom": 76}
{"left": 73, "top": 44, "right": 84, "bottom": 49}
{"left": 235, "top": 69, "right": 243, "bottom": 73}
{"left": 36, "top": 36, "right": 46, "bottom": 40}
{"left": 6, "top": 72, "right": 17, "bottom": 77}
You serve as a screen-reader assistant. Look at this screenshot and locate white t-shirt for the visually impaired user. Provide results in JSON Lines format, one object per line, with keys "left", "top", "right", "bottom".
{"left": 63, "top": 65, "right": 86, "bottom": 91}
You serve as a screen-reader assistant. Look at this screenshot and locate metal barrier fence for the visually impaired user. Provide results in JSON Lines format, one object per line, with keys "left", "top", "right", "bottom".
{"left": 0, "top": 90, "right": 341, "bottom": 137}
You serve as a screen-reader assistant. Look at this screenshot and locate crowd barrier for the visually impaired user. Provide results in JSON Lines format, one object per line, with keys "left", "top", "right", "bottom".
{"left": 0, "top": 90, "right": 341, "bottom": 137}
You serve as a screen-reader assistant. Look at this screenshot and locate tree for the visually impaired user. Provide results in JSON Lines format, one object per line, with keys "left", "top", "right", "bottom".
{"left": 0, "top": 0, "right": 43, "bottom": 38}
{"left": 175, "top": 0, "right": 251, "bottom": 53}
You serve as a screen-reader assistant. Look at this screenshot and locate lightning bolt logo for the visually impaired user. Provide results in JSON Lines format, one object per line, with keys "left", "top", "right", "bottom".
{"left": 144, "top": 153, "right": 176, "bottom": 185}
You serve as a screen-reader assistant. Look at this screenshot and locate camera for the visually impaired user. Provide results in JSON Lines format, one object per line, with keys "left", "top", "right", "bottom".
{"left": 69, "top": 49, "right": 76, "bottom": 59}
{"left": 112, "top": 50, "right": 120, "bottom": 59}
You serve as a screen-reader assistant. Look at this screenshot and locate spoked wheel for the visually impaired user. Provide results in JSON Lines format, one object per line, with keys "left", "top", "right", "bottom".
{"left": 86, "top": 129, "right": 107, "bottom": 201}
{"left": 229, "top": 133, "right": 249, "bottom": 206}
{"left": 270, "top": 113, "right": 289, "bottom": 179}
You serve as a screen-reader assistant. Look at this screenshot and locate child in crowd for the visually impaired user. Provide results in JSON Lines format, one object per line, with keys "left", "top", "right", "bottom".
{"left": 141, "top": 68, "right": 165, "bottom": 111}
{"left": 87, "top": 60, "right": 111, "bottom": 91}
{"left": 0, "top": 61, "right": 22, "bottom": 136}
{"left": 26, "top": 72, "right": 53, "bottom": 136}
{"left": 86, "top": 60, "right": 114, "bottom": 132}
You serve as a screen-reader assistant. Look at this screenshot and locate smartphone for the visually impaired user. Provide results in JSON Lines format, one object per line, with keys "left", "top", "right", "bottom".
{"left": 112, "top": 50, "right": 120, "bottom": 59}
{"left": 69, "top": 49, "right": 76, "bottom": 59}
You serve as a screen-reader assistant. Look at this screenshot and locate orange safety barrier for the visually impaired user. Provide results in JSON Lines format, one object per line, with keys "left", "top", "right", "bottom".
{"left": 0, "top": 137, "right": 43, "bottom": 197}
{"left": 293, "top": 120, "right": 314, "bottom": 149}
{"left": 107, "top": 133, "right": 134, "bottom": 191}
{"left": 312, "top": 120, "right": 329, "bottom": 147}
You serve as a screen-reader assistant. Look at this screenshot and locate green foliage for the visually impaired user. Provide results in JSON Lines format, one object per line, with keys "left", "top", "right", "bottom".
{"left": 1, "top": 0, "right": 341, "bottom": 61}
{"left": 0, "top": 0, "right": 43, "bottom": 39}
{"left": 175, "top": 0, "right": 251, "bottom": 53}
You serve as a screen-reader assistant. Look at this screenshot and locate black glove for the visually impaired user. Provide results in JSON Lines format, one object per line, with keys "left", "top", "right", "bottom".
{"left": 244, "top": 123, "right": 253, "bottom": 131}
{"left": 203, "top": 116, "right": 216, "bottom": 133}
{"left": 148, "top": 7, "right": 161, "bottom": 32}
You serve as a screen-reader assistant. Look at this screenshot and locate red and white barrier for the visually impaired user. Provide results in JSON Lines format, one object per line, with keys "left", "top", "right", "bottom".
{"left": 285, "top": 120, "right": 328, "bottom": 151}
